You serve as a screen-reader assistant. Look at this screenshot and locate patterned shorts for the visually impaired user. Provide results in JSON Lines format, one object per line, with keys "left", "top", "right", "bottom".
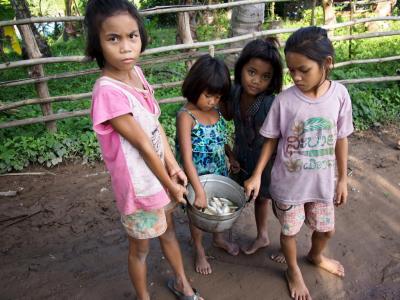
{"left": 121, "top": 208, "right": 167, "bottom": 240}
{"left": 273, "top": 201, "right": 335, "bottom": 236}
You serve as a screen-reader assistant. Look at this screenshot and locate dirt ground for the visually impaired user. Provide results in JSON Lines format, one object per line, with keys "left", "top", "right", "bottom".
{"left": 1, "top": 125, "right": 399, "bottom": 300}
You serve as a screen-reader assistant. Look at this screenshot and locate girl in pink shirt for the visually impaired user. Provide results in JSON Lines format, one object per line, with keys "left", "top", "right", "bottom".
{"left": 85, "top": 1, "right": 202, "bottom": 299}
{"left": 245, "top": 26, "right": 353, "bottom": 300}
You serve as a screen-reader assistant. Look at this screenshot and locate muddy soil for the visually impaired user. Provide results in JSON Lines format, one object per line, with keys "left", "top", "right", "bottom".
{"left": 1, "top": 126, "right": 399, "bottom": 300}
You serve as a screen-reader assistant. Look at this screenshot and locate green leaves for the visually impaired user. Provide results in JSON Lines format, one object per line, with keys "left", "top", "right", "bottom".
{"left": 0, "top": 131, "right": 101, "bottom": 173}
{"left": 349, "top": 84, "right": 400, "bottom": 130}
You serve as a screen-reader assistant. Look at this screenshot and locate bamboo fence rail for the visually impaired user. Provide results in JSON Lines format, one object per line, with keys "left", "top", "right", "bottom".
{"left": 335, "top": 0, "right": 390, "bottom": 5}
{"left": 2, "top": 74, "right": 400, "bottom": 130}
{"left": 0, "top": 0, "right": 288, "bottom": 27}
{"left": 1, "top": 6, "right": 399, "bottom": 130}
{"left": 1, "top": 16, "right": 399, "bottom": 71}
{"left": 0, "top": 30, "right": 399, "bottom": 99}
{"left": 2, "top": 53, "right": 400, "bottom": 110}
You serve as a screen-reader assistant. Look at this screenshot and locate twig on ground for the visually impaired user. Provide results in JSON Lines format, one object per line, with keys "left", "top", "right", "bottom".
{"left": 0, "top": 210, "right": 42, "bottom": 228}
{"left": 0, "top": 191, "right": 17, "bottom": 197}
{"left": 84, "top": 171, "right": 109, "bottom": 177}
{"left": 0, "top": 172, "right": 56, "bottom": 177}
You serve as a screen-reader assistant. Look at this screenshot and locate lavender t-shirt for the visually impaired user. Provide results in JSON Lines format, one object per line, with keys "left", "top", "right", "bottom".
{"left": 259, "top": 81, "right": 354, "bottom": 205}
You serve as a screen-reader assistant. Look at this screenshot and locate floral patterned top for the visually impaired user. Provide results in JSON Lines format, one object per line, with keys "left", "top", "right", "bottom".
{"left": 176, "top": 108, "right": 228, "bottom": 176}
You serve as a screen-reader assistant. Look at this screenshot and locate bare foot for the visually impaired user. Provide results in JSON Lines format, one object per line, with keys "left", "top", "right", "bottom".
{"left": 194, "top": 251, "right": 212, "bottom": 275}
{"left": 307, "top": 254, "right": 345, "bottom": 277}
{"left": 270, "top": 252, "right": 286, "bottom": 264}
{"left": 285, "top": 267, "right": 312, "bottom": 300}
{"left": 241, "top": 237, "right": 270, "bottom": 255}
{"left": 213, "top": 239, "right": 239, "bottom": 256}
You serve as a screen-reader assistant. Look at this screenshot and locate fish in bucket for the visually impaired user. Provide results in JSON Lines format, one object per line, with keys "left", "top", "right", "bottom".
{"left": 185, "top": 174, "right": 247, "bottom": 233}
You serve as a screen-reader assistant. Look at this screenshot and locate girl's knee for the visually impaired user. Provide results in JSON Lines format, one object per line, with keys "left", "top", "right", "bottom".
{"left": 321, "top": 229, "right": 335, "bottom": 239}
{"left": 159, "top": 226, "right": 177, "bottom": 242}
{"left": 280, "top": 233, "right": 297, "bottom": 241}
{"left": 129, "top": 248, "right": 149, "bottom": 263}
{"left": 129, "top": 238, "right": 149, "bottom": 262}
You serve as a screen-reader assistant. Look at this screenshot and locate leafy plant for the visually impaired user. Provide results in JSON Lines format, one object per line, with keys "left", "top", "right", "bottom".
{"left": 0, "top": 131, "right": 101, "bottom": 173}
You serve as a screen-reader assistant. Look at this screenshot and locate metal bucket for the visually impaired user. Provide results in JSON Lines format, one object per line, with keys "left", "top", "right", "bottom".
{"left": 186, "top": 174, "right": 246, "bottom": 233}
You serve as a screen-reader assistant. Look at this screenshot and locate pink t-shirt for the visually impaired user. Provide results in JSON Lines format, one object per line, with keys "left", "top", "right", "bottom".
{"left": 260, "top": 81, "right": 354, "bottom": 205}
{"left": 91, "top": 66, "right": 170, "bottom": 215}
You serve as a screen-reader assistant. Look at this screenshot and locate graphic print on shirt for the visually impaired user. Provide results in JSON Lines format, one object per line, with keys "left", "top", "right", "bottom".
{"left": 285, "top": 117, "right": 336, "bottom": 172}
{"left": 151, "top": 126, "right": 163, "bottom": 158}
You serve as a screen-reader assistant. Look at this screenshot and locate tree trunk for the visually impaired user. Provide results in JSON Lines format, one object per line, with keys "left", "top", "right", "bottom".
{"left": 10, "top": 0, "right": 56, "bottom": 132}
{"left": 10, "top": 0, "right": 51, "bottom": 57}
{"left": 226, "top": 1, "right": 265, "bottom": 68}
{"left": 374, "top": 0, "right": 396, "bottom": 16}
{"left": 368, "top": 0, "right": 396, "bottom": 31}
{"left": 310, "top": 0, "right": 317, "bottom": 26}
{"left": 0, "top": 27, "right": 5, "bottom": 59}
{"left": 322, "top": 0, "right": 336, "bottom": 26}
{"left": 201, "top": 0, "right": 218, "bottom": 25}
{"left": 176, "top": 0, "right": 197, "bottom": 44}
{"left": 63, "top": 0, "right": 77, "bottom": 41}
{"left": 17, "top": 24, "right": 57, "bottom": 132}
{"left": 177, "top": 11, "right": 196, "bottom": 69}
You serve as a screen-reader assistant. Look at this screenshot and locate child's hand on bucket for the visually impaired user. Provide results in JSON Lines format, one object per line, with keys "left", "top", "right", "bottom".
{"left": 194, "top": 190, "right": 207, "bottom": 209}
{"left": 170, "top": 182, "right": 188, "bottom": 205}
{"left": 244, "top": 175, "right": 261, "bottom": 201}
{"left": 171, "top": 168, "right": 188, "bottom": 187}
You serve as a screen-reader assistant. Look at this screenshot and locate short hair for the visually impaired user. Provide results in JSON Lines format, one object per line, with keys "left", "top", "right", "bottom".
{"left": 182, "top": 54, "right": 231, "bottom": 104}
{"left": 284, "top": 26, "right": 335, "bottom": 68}
{"left": 84, "top": 0, "right": 148, "bottom": 68}
{"left": 234, "top": 38, "right": 283, "bottom": 95}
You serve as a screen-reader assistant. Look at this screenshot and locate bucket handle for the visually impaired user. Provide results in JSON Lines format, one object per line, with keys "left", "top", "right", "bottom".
{"left": 239, "top": 187, "right": 252, "bottom": 205}
{"left": 181, "top": 194, "right": 206, "bottom": 213}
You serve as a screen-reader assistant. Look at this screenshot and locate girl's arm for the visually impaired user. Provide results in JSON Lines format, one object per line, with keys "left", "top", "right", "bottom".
{"left": 225, "top": 144, "right": 240, "bottom": 174}
{"left": 220, "top": 100, "right": 233, "bottom": 121}
{"left": 109, "top": 114, "right": 186, "bottom": 204}
{"left": 159, "top": 125, "right": 187, "bottom": 186}
{"left": 335, "top": 137, "right": 349, "bottom": 206}
{"left": 244, "top": 138, "right": 278, "bottom": 200}
{"left": 176, "top": 111, "right": 207, "bottom": 208}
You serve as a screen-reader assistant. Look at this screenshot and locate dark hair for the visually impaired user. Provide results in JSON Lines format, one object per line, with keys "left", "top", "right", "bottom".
{"left": 84, "top": 0, "right": 148, "bottom": 68}
{"left": 284, "top": 26, "right": 335, "bottom": 68}
{"left": 182, "top": 54, "right": 231, "bottom": 104}
{"left": 234, "top": 38, "right": 283, "bottom": 95}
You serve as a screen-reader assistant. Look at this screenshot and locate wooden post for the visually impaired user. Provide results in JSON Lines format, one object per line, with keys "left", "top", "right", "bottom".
{"left": 208, "top": 45, "right": 215, "bottom": 57}
{"left": 63, "top": 0, "right": 77, "bottom": 41}
{"left": 349, "top": 0, "right": 355, "bottom": 59}
{"left": 310, "top": 0, "right": 316, "bottom": 26}
{"left": 368, "top": 0, "right": 394, "bottom": 31}
{"left": 322, "top": 0, "right": 336, "bottom": 37}
{"left": 18, "top": 24, "right": 57, "bottom": 132}
{"left": 177, "top": 11, "right": 195, "bottom": 70}
{"left": 226, "top": 1, "right": 265, "bottom": 68}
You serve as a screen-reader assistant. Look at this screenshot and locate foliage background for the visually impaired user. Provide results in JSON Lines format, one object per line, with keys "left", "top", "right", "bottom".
{"left": 0, "top": 2, "right": 399, "bottom": 173}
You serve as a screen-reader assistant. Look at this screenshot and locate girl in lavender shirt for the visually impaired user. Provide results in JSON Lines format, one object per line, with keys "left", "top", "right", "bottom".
{"left": 245, "top": 27, "right": 353, "bottom": 300}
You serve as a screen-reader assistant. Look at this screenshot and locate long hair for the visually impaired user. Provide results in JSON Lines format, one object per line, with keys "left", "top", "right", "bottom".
{"left": 84, "top": 0, "right": 148, "bottom": 68}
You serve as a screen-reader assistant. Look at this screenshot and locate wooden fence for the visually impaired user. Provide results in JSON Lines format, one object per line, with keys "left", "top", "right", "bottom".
{"left": 0, "top": 0, "right": 399, "bottom": 130}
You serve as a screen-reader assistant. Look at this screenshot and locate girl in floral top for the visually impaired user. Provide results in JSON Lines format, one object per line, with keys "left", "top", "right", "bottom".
{"left": 176, "top": 55, "right": 239, "bottom": 275}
